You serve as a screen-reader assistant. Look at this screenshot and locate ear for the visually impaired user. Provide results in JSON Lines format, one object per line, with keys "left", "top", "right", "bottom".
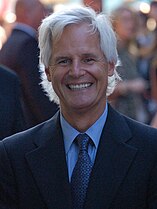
{"left": 108, "top": 62, "right": 115, "bottom": 76}
{"left": 45, "top": 67, "right": 51, "bottom": 82}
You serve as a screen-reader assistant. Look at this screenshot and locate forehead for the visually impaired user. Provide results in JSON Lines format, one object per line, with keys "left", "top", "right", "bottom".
{"left": 52, "top": 23, "right": 102, "bottom": 58}
{"left": 54, "top": 23, "right": 99, "bottom": 47}
{"left": 55, "top": 22, "right": 96, "bottom": 42}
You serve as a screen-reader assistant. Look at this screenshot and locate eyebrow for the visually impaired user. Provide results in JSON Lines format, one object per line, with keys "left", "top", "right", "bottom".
{"left": 81, "top": 53, "right": 98, "bottom": 58}
{"left": 53, "top": 56, "right": 70, "bottom": 62}
{"left": 53, "top": 53, "right": 101, "bottom": 62}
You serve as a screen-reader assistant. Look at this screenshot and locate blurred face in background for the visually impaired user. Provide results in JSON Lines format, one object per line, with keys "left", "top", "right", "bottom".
{"left": 114, "top": 8, "right": 136, "bottom": 42}
{"left": 15, "top": 0, "right": 50, "bottom": 31}
{"left": 29, "top": 0, "right": 49, "bottom": 31}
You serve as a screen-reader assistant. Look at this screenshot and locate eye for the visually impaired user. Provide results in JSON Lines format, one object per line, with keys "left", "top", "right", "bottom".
{"left": 82, "top": 57, "right": 95, "bottom": 65}
{"left": 56, "top": 58, "right": 72, "bottom": 66}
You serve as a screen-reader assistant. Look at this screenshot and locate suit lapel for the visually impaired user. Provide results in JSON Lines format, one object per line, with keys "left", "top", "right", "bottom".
{"left": 85, "top": 105, "right": 138, "bottom": 209}
{"left": 25, "top": 113, "right": 72, "bottom": 209}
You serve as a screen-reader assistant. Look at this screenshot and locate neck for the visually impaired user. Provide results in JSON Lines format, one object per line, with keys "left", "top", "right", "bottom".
{"left": 61, "top": 102, "right": 106, "bottom": 132}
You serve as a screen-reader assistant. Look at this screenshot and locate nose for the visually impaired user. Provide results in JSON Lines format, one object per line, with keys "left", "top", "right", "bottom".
{"left": 69, "top": 60, "right": 85, "bottom": 78}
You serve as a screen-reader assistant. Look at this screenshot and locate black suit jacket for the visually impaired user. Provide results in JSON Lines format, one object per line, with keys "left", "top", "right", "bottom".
{"left": 0, "top": 105, "right": 157, "bottom": 209}
{"left": 0, "top": 27, "right": 58, "bottom": 127}
{"left": 0, "top": 65, "right": 25, "bottom": 140}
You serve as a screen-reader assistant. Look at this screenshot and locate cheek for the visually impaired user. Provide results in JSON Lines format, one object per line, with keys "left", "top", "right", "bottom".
{"left": 89, "top": 63, "right": 108, "bottom": 79}
{"left": 51, "top": 69, "right": 64, "bottom": 88}
{"left": 85, "top": 65, "right": 106, "bottom": 91}
{"left": 48, "top": 67, "right": 59, "bottom": 82}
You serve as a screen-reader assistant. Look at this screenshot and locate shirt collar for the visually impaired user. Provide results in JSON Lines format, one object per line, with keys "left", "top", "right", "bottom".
{"left": 60, "top": 103, "right": 108, "bottom": 155}
{"left": 14, "top": 23, "right": 37, "bottom": 38}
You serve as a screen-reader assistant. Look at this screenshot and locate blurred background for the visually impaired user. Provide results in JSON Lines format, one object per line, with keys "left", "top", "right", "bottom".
{"left": 0, "top": 0, "right": 156, "bottom": 49}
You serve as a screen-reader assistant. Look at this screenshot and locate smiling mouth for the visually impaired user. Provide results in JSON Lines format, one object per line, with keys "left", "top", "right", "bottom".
{"left": 68, "top": 83, "right": 92, "bottom": 90}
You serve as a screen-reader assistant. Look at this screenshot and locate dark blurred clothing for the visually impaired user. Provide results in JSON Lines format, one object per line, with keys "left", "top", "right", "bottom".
{"left": 0, "top": 24, "right": 58, "bottom": 127}
{"left": 113, "top": 46, "right": 148, "bottom": 123}
{"left": 0, "top": 65, "right": 25, "bottom": 140}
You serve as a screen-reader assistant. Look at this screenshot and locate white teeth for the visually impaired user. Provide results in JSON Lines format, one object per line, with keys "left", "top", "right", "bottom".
{"left": 69, "top": 83, "right": 91, "bottom": 90}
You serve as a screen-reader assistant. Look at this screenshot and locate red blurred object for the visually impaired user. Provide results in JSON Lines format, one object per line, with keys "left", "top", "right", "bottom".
{"left": 83, "top": 0, "right": 102, "bottom": 12}
{"left": 0, "top": 0, "right": 9, "bottom": 18}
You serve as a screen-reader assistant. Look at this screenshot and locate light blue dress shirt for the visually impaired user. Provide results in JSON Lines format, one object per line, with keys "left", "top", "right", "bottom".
{"left": 60, "top": 103, "right": 108, "bottom": 181}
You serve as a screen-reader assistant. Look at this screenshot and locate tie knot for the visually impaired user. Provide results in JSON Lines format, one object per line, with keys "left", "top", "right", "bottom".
{"left": 76, "top": 133, "right": 90, "bottom": 152}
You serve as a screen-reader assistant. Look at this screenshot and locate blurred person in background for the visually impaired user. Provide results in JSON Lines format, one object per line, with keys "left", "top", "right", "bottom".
{"left": 147, "top": 1, "right": 157, "bottom": 127}
{"left": 135, "top": 7, "right": 157, "bottom": 123}
{"left": 136, "top": 11, "right": 156, "bottom": 87}
{"left": 0, "top": 0, "right": 58, "bottom": 128}
{"left": 109, "top": 5, "right": 148, "bottom": 123}
{"left": 0, "top": 64, "right": 25, "bottom": 140}
{"left": 150, "top": 53, "right": 157, "bottom": 128}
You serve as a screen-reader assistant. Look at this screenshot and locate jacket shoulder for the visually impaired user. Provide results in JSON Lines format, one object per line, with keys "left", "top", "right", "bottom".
{"left": 0, "top": 112, "right": 60, "bottom": 152}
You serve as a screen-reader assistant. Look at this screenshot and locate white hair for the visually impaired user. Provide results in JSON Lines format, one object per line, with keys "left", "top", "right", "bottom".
{"left": 38, "top": 5, "right": 121, "bottom": 104}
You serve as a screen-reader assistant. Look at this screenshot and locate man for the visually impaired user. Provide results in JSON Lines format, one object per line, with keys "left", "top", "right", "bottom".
{"left": 0, "top": 6, "right": 157, "bottom": 209}
{"left": 0, "top": 0, "right": 58, "bottom": 128}
{"left": 0, "top": 65, "right": 25, "bottom": 140}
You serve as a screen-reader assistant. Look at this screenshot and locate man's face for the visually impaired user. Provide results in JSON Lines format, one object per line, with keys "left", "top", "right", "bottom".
{"left": 46, "top": 23, "right": 113, "bottom": 116}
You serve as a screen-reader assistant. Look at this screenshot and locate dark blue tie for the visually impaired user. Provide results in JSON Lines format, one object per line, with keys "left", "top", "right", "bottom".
{"left": 71, "top": 134, "right": 93, "bottom": 209}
